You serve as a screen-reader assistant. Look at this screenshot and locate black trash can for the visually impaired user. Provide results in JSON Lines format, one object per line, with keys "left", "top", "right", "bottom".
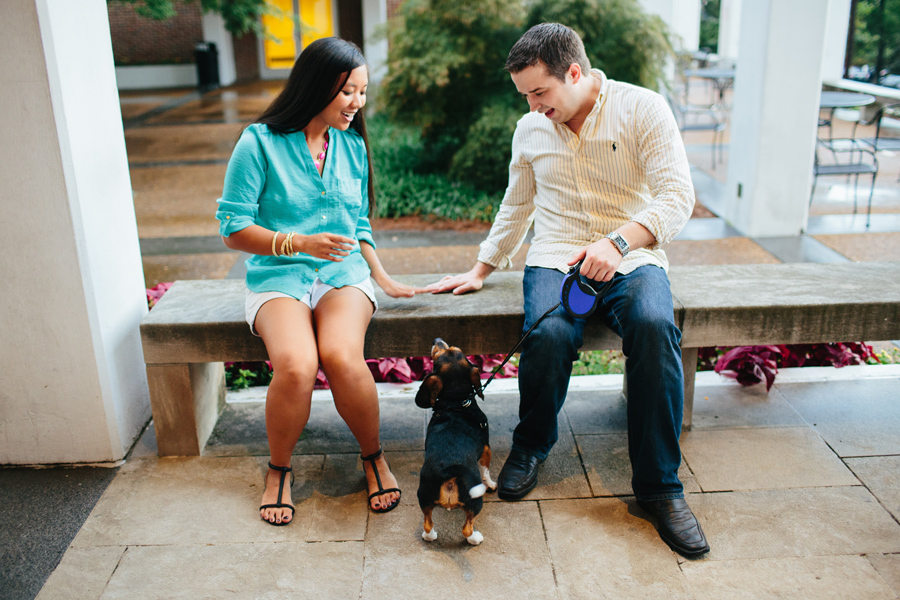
{"left": 194, "top": 41, "right": 220, "bottom": 92}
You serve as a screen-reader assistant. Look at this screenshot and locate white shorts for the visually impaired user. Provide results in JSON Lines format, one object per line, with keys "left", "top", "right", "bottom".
{"left": 245, "top": 277, "right": 377, "bottom": 336}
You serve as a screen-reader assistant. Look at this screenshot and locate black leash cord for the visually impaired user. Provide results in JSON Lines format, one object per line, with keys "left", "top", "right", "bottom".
{"left": 481, "top": 301, "right": 560, "bottom": 391}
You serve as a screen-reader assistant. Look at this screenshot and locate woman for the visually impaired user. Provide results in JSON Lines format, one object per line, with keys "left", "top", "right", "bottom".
{"left": 216, "top": 37, "right": 421, "bottom": 525}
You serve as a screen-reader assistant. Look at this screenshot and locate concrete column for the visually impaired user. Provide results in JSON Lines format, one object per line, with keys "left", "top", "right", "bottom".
{"left": 201, "top": 11, "right": 237, "bottom": 87}
{"left": 717, "top": 0, "right": 742, "bottom": 59}
{"left": 640, "top": 0, "right": 701, "bottom": 52}
{"left": 362, "top": 0, "right": 388, "bottom": 84}
{"left": 0, "top": 0, "right": 150, "bottom": 464}
{"left": 721, "top": 0, "right": 830, "bottom": 237}
{"left": 821, "top": 0, "right": 851, "bottom": 82}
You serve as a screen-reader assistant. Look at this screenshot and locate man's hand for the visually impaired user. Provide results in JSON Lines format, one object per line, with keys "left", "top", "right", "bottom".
{"left": 567, "top": 238, "right": 622, "bottom": 282}
{"left": 424, "top": 262, "right": 495, "bottom": 295}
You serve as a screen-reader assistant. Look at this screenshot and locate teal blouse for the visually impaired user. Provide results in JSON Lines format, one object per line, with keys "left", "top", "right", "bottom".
{"left": 216, "top": 123, "right": 376, "bottom": 299}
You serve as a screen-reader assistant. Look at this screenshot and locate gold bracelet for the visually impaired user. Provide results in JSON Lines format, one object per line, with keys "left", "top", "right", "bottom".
{"left": 272, "top": 231, "right": 280, "bottom": 256}
{"left": 280, "top": 235, "right": 290, "bottom": 257}
{"left": 286, "top": 232, "right": 296, "bottom": 257}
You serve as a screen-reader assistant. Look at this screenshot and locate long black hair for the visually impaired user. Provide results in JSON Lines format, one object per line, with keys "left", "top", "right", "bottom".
{"left": 255, "top": 37, "right": 376, "bottom": 217}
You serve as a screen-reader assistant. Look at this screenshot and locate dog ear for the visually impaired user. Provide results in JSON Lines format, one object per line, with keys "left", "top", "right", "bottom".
{"left": 415, "top": 374, "right": 442, "bottom": 408}
{"left": 470, "top": 366, "right": 484, "bottom": 399}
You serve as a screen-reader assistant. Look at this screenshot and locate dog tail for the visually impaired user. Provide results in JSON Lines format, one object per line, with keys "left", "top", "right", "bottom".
{"left": 443, "top": 465, "right": 486, "bottom": 501}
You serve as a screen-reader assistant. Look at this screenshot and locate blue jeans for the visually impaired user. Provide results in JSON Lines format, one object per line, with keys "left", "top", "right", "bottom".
{"left": 515, "top": 265, "right": 685, "bottom": 501}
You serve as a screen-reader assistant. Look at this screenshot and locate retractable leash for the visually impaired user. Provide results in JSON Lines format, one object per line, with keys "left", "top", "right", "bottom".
{"left": 480, "top": 259, "right": 614, "bottom": 392}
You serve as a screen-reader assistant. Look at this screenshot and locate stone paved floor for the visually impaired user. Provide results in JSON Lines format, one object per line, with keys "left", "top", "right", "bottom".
{"left": 17, "top": 78, "right": 900, "bottom": 599}
{"left": 36, "top": 369, "right": 900, "bottom": 599}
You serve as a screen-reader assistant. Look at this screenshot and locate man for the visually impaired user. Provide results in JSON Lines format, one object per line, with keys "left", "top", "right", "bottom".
{"left": 426, "top": 23, "right": 708, "bottom": 558}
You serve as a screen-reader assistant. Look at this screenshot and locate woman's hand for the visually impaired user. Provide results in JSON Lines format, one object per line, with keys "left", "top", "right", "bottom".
{"left": 376, "top": 276, "right": 428, "bottom": 299}
{"left": 295, "top": 233, "right": 355, "bottom": 261}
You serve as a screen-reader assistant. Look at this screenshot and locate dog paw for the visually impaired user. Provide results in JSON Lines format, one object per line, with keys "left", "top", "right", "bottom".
{"left": 422, "top": 529, "right": 438, "bottom": 542}
{"left": 469, "top": 483, "right": 487, "bottom": 499}
{"left": 466, "top": 531, "right": 484, "bottom": 546}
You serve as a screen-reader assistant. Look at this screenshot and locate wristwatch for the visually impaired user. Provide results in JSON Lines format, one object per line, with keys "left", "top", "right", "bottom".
{"left": 606, "top": 232, "right": 630, "bottom": 257}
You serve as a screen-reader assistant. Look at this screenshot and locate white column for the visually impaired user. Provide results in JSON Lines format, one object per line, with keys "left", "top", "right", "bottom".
{"left": 201, "top": 11, "right": 237, "bottom": 86}
{"left": 640, "top": 0, "right": 701, "bottom": 52}
{"left": 362, "top": 0, "right": 388, "bottom": 84}
{"left": 722, "top": 0, "right": 830, "bottom": 237}
{"left": 821, "top": 0, "right": 851, "bottom": 82}
{"left": 717, "top": 0, "right": 742, "bottom": 59}
{"left": 0, "top": 0, "right": 150, "bottom": 464}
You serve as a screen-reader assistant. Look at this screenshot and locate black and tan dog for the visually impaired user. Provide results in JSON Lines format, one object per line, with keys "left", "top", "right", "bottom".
{"left": 416, "top": 338, "right": 497, "bottom": 545}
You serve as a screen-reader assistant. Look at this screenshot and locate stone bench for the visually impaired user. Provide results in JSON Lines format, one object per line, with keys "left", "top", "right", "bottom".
{"left": 140, "top": 262, "right": 900, "bottom": 457}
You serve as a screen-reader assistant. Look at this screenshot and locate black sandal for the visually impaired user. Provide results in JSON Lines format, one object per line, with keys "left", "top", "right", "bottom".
{"left": 361, "top": 447, "right": 401, "bottom": 513}
{"left": 259, "top": 462, "right": 295, "bottom": 526}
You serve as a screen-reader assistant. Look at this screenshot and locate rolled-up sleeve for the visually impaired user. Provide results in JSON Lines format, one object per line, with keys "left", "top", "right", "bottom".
{"left": 477, "top": 126, "right": 537, "bottom": 269}
{"left": 216, "top": 128, "right": 266, "bottom": 237}
{"left": 630, "top": 94, "right": 694, "bottom": 248}
{"left": 354, "top": 155, "right": 376, "bottom": 249}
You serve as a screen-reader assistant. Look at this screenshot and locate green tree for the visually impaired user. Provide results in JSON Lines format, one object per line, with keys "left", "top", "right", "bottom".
{"left": 382, "top": 0, "right": 672, "bottom": 193}
{"left": 380, "top": 0, "right": 524, "bottom": 175}
{"left": 852, "top": 0, "right": 900, "bottom": 77}
{"left": 699, "top": 0, "right": 720, "bottom": 52}
{"left": 107, "top": 0, "right": 269, "bottom": 36}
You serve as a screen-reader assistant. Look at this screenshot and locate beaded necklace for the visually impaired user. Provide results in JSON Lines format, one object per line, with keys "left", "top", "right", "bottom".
{"left": 313, "top": 131, "right": 329, "bottom": 170}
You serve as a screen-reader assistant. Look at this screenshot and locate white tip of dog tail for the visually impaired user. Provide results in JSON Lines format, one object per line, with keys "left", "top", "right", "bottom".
{"left": 422, "top": 529, "right": 438, "bottom": 542}
{"left": 469, "top": 483, "right": 487, "bottom": 498}
{"left": 466, "top": 530, "right": 484, "bottom": 546}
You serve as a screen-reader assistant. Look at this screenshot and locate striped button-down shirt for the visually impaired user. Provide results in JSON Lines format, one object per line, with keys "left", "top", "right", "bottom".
{"left": 477, "top": 70, "right": 694, "bottom": 275}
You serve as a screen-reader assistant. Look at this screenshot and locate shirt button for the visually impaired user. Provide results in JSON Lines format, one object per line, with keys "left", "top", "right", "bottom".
{"left": 321, "top": 191, "right": 326, "bottom": 195}
{"left": 226, "top": 215, "right": 230, "bottom": 219}
{"left": 322, "top": 215, "right": 326, "bottom": 219}
{"left": 315, "top": 268, "right": 318, "bottom": 272}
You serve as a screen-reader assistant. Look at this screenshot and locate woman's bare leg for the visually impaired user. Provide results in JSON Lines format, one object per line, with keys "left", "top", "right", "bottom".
{"left": 315, "top": 287, "right": 400, "bottom": 511}
{"left": 255, "top": 298, "right": 318, "bottom": 524}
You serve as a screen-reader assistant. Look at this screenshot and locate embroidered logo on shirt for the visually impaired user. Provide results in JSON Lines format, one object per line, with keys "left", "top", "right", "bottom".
{"left": 612, "top": 142, "right": 617, "bottom": 151}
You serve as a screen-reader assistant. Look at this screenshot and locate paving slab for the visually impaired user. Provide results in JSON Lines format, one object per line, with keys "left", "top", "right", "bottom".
{"left": 845, "top": 456, "right": 900, "bottom": 521}
{"left": 688, "top": 487, "right": 900, "bottom": 560}
{"left": 489, "top": 435, "right": 593, "bottom": 502}
{"left": 204, "top": 395, "right": 425, "bottom": 456}
{"left": 71, "top": 455, "right": 371, "bottom": 546}
{"left": 99, "top": 542, "right": 364, "bottom": 600}
{"left": 664, "top": 237, "right": 780, "bottom": 266}
{"left": 680, "top": 427, "right": 859, "bottom": 491}
{"left": 35, "top": 546, "right": 125, "bottom": 600}
{"left": 361, "top": 502, "right": 557, "bottom": 599}
{"left": 867, "top": 553, "right": 900, "bottom": 597}
{"left": 814, "top": 232, "right": 900, "bottom": 261}
{"left": 681, "top": 555, "right": 897, "bottom": 599}
{"left": 375, "top": 244, "right": 529, "bottom": 275}
{"left": 690, "top": 383, "right": 807, "bottom": 429}
{"left": 576, "top": 433, "right": 700, "bottom": 497}
{"left": 776, "top": 379, "right": 900, "bottom": 456}
{"left": 540, "top": 497, "right": 692, "bottom": 600}
{"left": 125, "top": 122, "right": 242, "bottom": 163}
{"left": 562, "top": 389, "right": 629, "bottom": 434}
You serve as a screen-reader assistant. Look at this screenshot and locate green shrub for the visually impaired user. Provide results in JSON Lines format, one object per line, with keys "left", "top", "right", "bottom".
{"left": 368, "top": 115, "right": 502, "bottom": 221}
{"left": 382, "top": 0, "right": 673, "bottom": 197}
{"left": 448, "top": 103, "right": 522, "bottom": 193}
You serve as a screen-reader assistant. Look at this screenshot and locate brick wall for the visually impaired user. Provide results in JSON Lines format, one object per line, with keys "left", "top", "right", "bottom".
{"left": 108, "top": 1, "right": 203, "bottom": 65}
{"left": 387, "top": 0, "right": 403, "bottom": 20}
{"left": 233, "top": 33, "right": 260, "bottom": 81}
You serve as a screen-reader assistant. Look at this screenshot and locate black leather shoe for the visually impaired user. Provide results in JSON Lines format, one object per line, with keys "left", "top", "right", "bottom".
{"left": 497, "top": 450, "right": 542, "bottom": 500}
{"left": 638, "top": 498, "right": 710, "bottom": 558}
